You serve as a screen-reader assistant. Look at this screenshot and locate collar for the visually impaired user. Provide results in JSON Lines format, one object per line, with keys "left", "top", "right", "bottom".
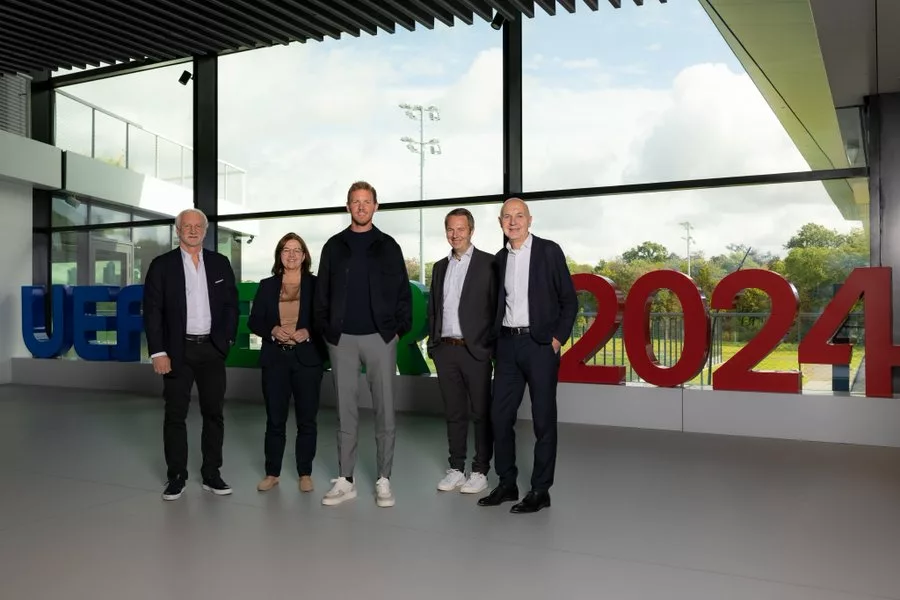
{"left": 180, "top": 247, "right": 204, "bottom": 263}
{"left": 506, "top": 233, "right": 533, "bottom": 253}
{"left": 448, "top": 244, "right": 475, "bottom": 262}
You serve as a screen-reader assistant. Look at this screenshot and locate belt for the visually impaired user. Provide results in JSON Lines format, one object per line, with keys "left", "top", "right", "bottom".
{"left": 440, "top": 337, "right": 466, "bottom": 346}
{"left": 185, "top": 334, "right": 210, "bottom": 343}
{"left": 501, "top": 326, "right": 530, "bottom": 336}
{"left": 276, "top": 343, "right": 299, "bottom": 351}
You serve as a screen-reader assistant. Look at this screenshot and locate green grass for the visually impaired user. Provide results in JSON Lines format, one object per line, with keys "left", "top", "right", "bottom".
{"left": 422, "top": 337, "right": 865, "bottom": 389}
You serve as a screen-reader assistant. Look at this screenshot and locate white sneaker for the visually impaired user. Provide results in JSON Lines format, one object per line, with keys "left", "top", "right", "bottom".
{"left": 437, "top": 469, "right": 467, "bottom": 491}
{"left": 460, "top": 472, "right": 488, "bottom": 494}
{"left": 375, "top": 477, "right": 395, "bottom": 507}
{"left": 321, "top": 477, "right": 357, "bottom": 506}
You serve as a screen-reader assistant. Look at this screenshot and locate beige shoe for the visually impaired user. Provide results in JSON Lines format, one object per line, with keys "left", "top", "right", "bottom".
{"left": 257, "top": 476, "right": 279, "bottom": 492}
{"left": 299, "top": 475, "right": 314, "bottom": 492}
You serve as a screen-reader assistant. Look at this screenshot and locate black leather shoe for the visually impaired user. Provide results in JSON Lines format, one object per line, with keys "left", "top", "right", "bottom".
{"left": 510, "top": 490, "right": 550, "bottom": 513}
{"left": 477, "top": 483, "right": 519, "bottom": 507}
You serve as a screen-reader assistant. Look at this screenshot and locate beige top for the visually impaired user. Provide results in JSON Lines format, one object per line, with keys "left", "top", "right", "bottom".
{"left": 278, "top": 281, "right": 300, "bottom": 343}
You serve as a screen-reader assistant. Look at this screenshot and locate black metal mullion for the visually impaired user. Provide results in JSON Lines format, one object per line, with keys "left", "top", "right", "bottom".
{"left": 503, "top": 13, "right": 523, "bottom": 196}
{"left": 193, "top": 56, "right": 218, "bottom": 251}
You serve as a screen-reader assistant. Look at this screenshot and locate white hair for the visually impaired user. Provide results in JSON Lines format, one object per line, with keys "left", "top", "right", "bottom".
{"left": 175, "top": 208, "right": 208, "bottom": 229}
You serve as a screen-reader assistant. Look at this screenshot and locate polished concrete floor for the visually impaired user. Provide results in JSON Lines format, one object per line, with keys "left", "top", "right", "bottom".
{"left": 1, "top": 384, "right": 899, "bottom": 600}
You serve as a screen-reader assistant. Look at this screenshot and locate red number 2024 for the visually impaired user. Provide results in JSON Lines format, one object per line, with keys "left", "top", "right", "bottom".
{"left": 558, "top": 267, "right": 899, "bottom": 397}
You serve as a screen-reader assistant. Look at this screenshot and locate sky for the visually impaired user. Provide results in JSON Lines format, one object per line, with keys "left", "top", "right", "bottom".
{"left": 55, "top": 1, "right": 862, "bottom": 282}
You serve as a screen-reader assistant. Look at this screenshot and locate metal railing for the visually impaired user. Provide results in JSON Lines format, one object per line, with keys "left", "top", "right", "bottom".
{"left": 572, "top": 311, "right": 865, "bottom": 387}
{"left": 55, "top": 89, "right": 246, "bottom": 206}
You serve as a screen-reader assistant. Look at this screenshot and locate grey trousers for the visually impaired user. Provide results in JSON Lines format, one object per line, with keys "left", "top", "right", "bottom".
{"left": 327, "top": 334, "right": 397, "bottom": 479}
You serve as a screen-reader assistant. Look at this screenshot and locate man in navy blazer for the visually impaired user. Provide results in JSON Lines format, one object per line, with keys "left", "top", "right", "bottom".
{"left": 478, "top": 198, "right": 577, "bottom": 514}
{"left": 143, "top": 208, "right": 238, "bottom": 501}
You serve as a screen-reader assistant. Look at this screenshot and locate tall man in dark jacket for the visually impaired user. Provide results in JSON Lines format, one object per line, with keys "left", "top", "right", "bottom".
{"left": 143, "top": 208, "right": 239, "bottom": 501}
{"left": 427, "top": 208, "right": 498, "bottom": 495}
{"left": 478, "top": 198, "right": 577, "bottom": 514}
{"left": 314, "top": 181, "right": 411, "bottom": 508}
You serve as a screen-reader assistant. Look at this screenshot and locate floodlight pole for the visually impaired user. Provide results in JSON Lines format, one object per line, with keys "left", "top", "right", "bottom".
{"left": 399, "top": 103, "right": 441, "bottom": 284}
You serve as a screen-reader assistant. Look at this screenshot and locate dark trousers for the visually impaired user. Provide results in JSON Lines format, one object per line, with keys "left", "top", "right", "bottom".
{"left": 163, "top": 340, "right": 226, "bottom": 482}
{"left": 262, "top": 348, "right": 324, "bottom": 477}
{"left": 491, "top": 334, "right": 560, "bottom": 492}
{"left": 433, "top": 343, "right": 493, "bottom": 475}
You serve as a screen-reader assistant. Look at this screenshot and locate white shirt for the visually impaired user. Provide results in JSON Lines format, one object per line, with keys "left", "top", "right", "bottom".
{"left": 503, "top": 234, "right": 532, "bottom": 328}
{"left": 182, "top": 248, "right": 212, "bottom": 335}
{"left": 150, "top": 249, "right": 211, "bottom": 360}
{"left": 441, "top": 244, "right": 474, "bottom": 338}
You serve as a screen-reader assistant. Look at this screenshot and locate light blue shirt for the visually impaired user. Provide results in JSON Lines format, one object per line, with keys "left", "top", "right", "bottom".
{"left": 441, "top": 244, "right": 475, "bottom": 338}
{"left": 181, "top": 248, "right": 212, "bottom": 336}
{"left": 503, "top": 234, "right": 532, "bottom": 328}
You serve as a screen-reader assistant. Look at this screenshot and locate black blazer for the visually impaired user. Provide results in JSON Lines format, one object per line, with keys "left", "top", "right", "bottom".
{"left": 314, "top": 226, "right": 412, "bottom": 345}
{"left": 248, "top": 274, "right": 327, "bottom": 368}
{"left": 494, "top": 235, "right": 578, "bottom": 345}
{"left": 142, "top": 248, "right": 239, "bottom": 366}
{"left": 427, "top": 247, "right": 498, "bottom": 361}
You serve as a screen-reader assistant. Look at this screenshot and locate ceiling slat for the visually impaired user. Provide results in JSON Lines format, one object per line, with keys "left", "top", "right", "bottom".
{"left": 5, "top": 0, "right": 172, "bottom": 61}
{"left": 0, "top": 0, "right": 665, "bottom": 76}
{"left": 457, "top": 0, "right": 495, "bottom": 22}
{"left": 74, "top": 0, "right": 219, "bottom": 56}
{"left": 301, "top": 0, "right": 372, "bottom": 37}
{"left": 47, "top": 0, "right": 200, "bottom": 59}
{"left": 125, "top": 0, "right": 253, "bottom": 49}
{"left": 509, "top": 0, "right": 536, "bottom": 19}
{"left": 419, "top": 0, "right": 457, "bottom": 27}
{"left": 330, "top": 0, "right": 397, "bottom": 34}
{"left": 194, "top": 0, "right": 296, "bottom": 45}
{"left": 379, "top": 0, "right": 437, "bottom": 30}
{"left": 358, "top": 0, "right": 418, "bottom": 32}
{"left": 276, "top": 0, "right": 345, "bottom": 41}
{"left": 535, "top": 0, "right": 556, "bottom": 16}
{"left": 0, "top": 21, "right": 117, "bottom": 66}
{"left": 429, "top": 0, "right": 475, "bottom": 25}
{"left": 0, "top": 39, "right": 78, "bottom": 71}
{"left": 483, "top": 0, "right": 519, "bottom": 21}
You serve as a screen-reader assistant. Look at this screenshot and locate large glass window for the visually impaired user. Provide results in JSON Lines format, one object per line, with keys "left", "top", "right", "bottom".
{"left": 217, "top": 22, "right": 503, "bottom": 217}
{"left": 521, "top": 3, "right": 836, "bottom": 191}
{"left": 53, "top": 64, "right": 195, "bottom": 218}
{"left": 524, "top": 179, "right": 868, "bottom": 392}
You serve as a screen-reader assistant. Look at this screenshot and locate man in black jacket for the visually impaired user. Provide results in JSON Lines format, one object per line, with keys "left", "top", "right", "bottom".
{"left": 314, "top": 181, "right": 411, "bottom": 508}
{"left": 478, "top": 198, "right": 577, "bottom": 514}
{"left": 142, "top": 208, "right": 239, "bottom": 501}
{"left": 427, "top": 208, "right": 498, "bottom": 495}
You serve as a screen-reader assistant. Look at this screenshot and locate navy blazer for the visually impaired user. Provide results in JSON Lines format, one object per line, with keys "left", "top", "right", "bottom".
{"left": 248, "top": 274, "right": 326, "bottom": 368}
{"left": 494, "top": 234, "right": 578, "bottom": 345}
{"left": 142, "top": 248, "right": 239, "bottom": 366}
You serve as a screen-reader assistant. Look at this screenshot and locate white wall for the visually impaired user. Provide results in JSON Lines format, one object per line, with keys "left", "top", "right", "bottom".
{"left": 0, "top": 180, "right": 33, "bottom": 383}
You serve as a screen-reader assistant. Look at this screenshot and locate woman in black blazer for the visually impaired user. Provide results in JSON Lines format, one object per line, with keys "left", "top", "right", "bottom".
{"left": 248, "top": 233, "right": 326, "bottom": 493}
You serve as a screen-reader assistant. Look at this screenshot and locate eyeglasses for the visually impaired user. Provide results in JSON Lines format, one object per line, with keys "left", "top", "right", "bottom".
{"left": 281, "top": 248, "right": 304, "bottom": 255}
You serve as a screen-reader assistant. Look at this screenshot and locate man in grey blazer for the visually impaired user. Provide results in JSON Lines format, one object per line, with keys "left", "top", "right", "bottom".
{"left": 427, "top": 208, "right": 499, "bottom": 495}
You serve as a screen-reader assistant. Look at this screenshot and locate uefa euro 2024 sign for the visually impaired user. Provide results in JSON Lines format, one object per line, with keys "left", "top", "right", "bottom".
{"left": 20, "top": 267, "right": 898, "bottom": 398}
